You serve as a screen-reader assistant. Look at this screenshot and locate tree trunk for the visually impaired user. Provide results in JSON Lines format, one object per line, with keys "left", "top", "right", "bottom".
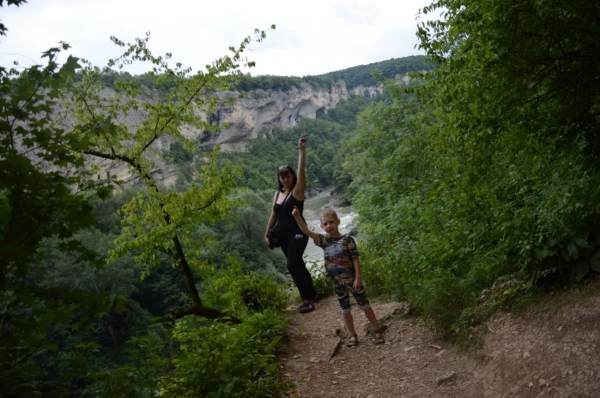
{"left": 105, "top": 313, "right": 122, "bottom": 365}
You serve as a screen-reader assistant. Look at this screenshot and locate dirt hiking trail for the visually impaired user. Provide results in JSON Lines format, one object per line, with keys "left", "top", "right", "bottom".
{"left": 276, "top": 282, "right": 600, "bottom": 397}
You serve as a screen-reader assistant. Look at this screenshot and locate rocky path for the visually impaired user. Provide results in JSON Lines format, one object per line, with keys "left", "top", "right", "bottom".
{"left": 276, "top": 284, "right": 600, "bottom": 397}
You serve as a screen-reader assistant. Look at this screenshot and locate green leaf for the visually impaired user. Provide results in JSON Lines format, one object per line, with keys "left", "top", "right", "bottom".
{"left": 575, "top": 261, "right": 589, "bottom": 281}
{"left": 590, "top": 258, "right": 600, "bottom": 273}
{"left": 564, "top": 243, "right": 578, "bottom": 261}
{"left": 224, "top": 380, "right": 235, "bottom": 393}
{"left": 114, "top": 295, "right": 128, "bottom": 314}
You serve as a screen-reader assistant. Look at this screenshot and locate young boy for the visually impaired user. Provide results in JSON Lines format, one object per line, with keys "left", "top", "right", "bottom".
{"left": 291, "top": 206, "right": 385, "bottom": 346}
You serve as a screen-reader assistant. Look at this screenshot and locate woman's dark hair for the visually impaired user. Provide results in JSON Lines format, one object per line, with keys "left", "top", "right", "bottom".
{"left": 277, "top": 165, "right": 297, "bottom": 191}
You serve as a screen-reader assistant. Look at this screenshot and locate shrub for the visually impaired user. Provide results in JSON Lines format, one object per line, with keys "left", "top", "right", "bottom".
{"left": 91, "top": 315, "right": 294, "bottom": 398}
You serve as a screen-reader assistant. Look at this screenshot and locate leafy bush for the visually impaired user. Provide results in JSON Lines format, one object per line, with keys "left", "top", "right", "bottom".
{"left": 92, "top": 315, "right": 293, "bottom": 398}
{"left": 201, "top": 256, "right": 290, "bottom": 317}
{"left": 306, "top": 260, "right": 334, "bottom": 299}
{"left": 167, "top": 316, "right": 292, "bottom": 398}
{"left": 417, "top": 270, "right": 477, "bottom": 334}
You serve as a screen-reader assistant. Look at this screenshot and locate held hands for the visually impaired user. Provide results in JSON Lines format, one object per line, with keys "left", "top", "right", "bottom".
{"left": 291, "top": 205, "right": 301, "bottom": 219}
{"left": 298, "top": 133, "right": 308, "bottom": 149}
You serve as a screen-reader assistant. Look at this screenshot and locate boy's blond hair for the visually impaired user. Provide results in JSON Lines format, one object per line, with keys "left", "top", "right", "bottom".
{"left": 319, "top": 207, "right": 338, "bottom": 221}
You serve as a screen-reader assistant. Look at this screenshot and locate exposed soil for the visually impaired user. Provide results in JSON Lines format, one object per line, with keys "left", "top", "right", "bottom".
{"left": 277, "top": 281, "right": 600, "bottom": 397}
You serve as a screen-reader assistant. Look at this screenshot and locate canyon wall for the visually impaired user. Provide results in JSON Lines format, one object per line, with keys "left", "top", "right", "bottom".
{"left": 194, "top": 81, "right": 349, "bottom": 151}
{"left": 89, "top": 81, "right": 352, "bottom": 186}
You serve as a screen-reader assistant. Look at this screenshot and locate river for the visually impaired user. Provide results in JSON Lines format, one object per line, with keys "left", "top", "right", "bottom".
{"left": 302, "top": 190, "right": 357, "bottom": 270}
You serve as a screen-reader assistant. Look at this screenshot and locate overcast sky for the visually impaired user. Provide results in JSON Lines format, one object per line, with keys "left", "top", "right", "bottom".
{"left": 0, "top": 0, "right": 438, "bottom": 77}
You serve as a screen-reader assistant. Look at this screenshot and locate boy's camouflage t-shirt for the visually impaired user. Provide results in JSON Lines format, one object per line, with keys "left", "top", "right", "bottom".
{"left": 313, "top": 234, "right": 359, "bottom": 283}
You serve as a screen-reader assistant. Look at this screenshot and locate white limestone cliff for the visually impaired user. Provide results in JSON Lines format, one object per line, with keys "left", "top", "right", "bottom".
{"left": 85, "top": 81, "right": 350, "bottom": 186}
{"left": 195, "top": 81, "right": 349, "bottom": 151}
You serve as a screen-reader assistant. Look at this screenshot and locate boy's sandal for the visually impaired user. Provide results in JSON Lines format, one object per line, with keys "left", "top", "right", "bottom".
{"left": 347, "top": 334, "right": 358, "bottom": 347}
{"left": 373, "top": 329, "right": 385, "bottom": 345}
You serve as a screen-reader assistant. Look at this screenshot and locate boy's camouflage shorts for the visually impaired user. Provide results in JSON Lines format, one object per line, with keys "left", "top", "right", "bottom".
{"left": 332, "top": 279, "right": 371, "bottom": 314}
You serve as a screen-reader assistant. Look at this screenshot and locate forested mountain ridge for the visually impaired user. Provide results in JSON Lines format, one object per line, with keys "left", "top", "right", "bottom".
{"left": 101, "top": 55, "right": 428, "bottom": 153}
{"left": 80, "top": 55, "right": 427, "bottom": 185}
{"left": 320, "top": 55, "right": 434, "bottom": 91}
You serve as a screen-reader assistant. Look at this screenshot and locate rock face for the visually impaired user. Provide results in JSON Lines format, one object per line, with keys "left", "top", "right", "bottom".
{"left": 199, "top": 81, "right": 349, "bottom": 151}
{"left": 69, "top": 81, "right": 351, "bottom": 186}
{"left": 349, "top": 85, "right": 384, "bottom": 98}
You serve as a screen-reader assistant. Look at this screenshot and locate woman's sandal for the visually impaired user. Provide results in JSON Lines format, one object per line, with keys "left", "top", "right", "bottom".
{"left": 372, "top": 329, "right": 385, "bottom": 345}
{"left": 298, "top": 300, "right": 314, "bottom": 314}
{"left": 346, "top": 334, "right": 359, "bottom": 347}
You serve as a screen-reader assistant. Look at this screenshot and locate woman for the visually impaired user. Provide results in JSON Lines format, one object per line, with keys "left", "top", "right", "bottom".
{"left": 264, "top": 133, "right": 317, "bottom": 313}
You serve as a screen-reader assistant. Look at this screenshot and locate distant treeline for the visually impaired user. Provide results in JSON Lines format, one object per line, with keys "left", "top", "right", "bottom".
{"left": 78, "top": 71, "right": 335, "bottom": 94}
{"left": 232, "top": 75, "right": 335, "bottom": 92}
{"left": 73, "top": 70, "right": 178, "bottom": 96}
{"left": 321, "top": 55, "right": 435, "bottom": 90}
{"left": 234, "top": 55, "right": 435, "bottom": 92}
{"left": 74, "top": 55, "right": 434, "bottom": 94}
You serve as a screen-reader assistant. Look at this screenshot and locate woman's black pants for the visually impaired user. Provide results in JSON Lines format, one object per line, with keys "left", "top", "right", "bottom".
{"left": 280, "top": 232, "right": 316, "bottom": 301}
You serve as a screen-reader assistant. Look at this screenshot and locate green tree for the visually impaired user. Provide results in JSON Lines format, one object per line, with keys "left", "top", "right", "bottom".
{"left": 0, "top": 42, "right": 113, "bottom": 396}
{"left": 211, "top": 190, "right": 287, "bottom": 279}
{"left": 415, "top": 0, "right": 600, "bottom": 281}
{"left": 64, "top": 29, "right": 275, "bottom": 321}
{"left": 345, "top": 0, "right": 600, "bottom": 336}
{"left": 1, "top": 4, "right": 292, "bottom": 393}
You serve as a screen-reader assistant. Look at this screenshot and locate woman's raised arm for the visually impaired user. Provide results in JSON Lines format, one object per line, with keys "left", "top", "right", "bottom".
{"left": 294, "top": 134, "right": 308, "bottom": 201}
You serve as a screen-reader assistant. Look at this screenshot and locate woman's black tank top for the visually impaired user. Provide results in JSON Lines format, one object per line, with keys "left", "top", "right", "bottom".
{"left": 273, "top": 190, "right": 305, "bottom": 235}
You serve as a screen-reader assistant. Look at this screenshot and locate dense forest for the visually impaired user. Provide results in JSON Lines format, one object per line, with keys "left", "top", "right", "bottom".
{"left": 93, "top": 72, "right": 338, "bottom": 95}
{"left": 3, "top": 0, "right": 600, "bottom": 396}
{"left": 227, "top": 55, "right": 435, "bottom": 92}
{"left": 321, "top": 55, "right": 435, "bottom": 90}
